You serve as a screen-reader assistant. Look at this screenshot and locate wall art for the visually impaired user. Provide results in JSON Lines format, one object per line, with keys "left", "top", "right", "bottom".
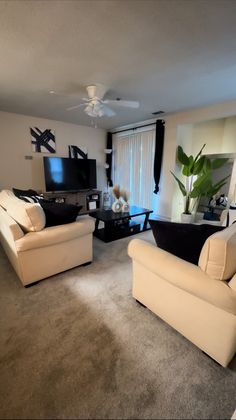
{"left": 30, "top": 127, "right": 56, "bottom": 153}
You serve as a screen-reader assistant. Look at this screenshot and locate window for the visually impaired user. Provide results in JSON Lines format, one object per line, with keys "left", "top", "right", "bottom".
{"left": 113, "top": 126, "right": 157, "bottom": 211}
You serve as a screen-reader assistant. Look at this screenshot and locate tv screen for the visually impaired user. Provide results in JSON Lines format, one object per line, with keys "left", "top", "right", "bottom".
{"left": 43, "top": 157, "right": 97, "bottom": 192}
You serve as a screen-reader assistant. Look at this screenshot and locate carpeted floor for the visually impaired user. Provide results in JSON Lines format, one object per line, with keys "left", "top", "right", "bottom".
{"left": 0, "top": 231, "right": 235, "bottom": 419}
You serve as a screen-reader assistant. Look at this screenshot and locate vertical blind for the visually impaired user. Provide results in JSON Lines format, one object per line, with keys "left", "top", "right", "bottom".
{"left": 113, "top": 126, "right": 156, "bottom": 210}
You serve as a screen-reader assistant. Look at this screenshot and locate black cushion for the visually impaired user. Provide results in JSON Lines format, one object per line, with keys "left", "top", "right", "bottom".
{"left": 40, "top": 202, "right": 82, "bottom": 227}
{"left": 13, "top": 188, "right": 38, "bottom": 198}
{"left": 13, "top": 187, "right": 52, "bottom": 204}
{"left": 149, "top": 220, "right": 224, "bottom": 265}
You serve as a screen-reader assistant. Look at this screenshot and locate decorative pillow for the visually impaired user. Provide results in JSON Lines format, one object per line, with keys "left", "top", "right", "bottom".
{"left": 12, "top": 188, "right": 38, "bottom": 198}
{"left": 149, "top": 220, "right": 224, "bottom": 265}
{"left": 198, "top": 222, "right": 236, "bottom": 280}
{"left": 40, "top": 202, "right": 83, "bottom": 227}
{"left": 0, "top": 190, "right": 45, "bottom": 232}
{"left": 19, "top": 195, "right": 45, "bottom": 203}
{"left": 13, "top": 187, "right": 50, "bottom": 204}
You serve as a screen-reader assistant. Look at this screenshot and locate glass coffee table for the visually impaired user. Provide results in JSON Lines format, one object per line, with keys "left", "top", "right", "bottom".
{"left": 90, "top": 205, "right": 153, "bottom": 242}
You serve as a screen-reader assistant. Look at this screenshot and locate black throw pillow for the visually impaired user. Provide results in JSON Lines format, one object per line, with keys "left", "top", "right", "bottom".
{"left": 40, "top": 202, "right": 83, "bottom": 227}
{"left": 149, "top": 220, "right": 224, "bottom": 265}
{"left": 13, "top": 187, "right": 38, "bottom": 198}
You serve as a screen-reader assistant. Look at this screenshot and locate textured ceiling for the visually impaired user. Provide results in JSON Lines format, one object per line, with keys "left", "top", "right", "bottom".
{"left": 0, "top": 0, "right": 236, "bottom": 129}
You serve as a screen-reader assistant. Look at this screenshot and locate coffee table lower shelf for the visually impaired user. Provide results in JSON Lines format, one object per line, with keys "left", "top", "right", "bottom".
{"left": 93, "top": 221, "right": 151, "bottom": 243}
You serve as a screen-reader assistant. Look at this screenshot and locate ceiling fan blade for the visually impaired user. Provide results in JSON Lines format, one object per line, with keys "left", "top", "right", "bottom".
{"left": 101, "top": 105, "right": 116, "bottom": 117}
{"left": 103, "top": 99, "right": 139, "bottom": 108}
{"left": 66, "top": 103, "right": 85, "bottom": 111}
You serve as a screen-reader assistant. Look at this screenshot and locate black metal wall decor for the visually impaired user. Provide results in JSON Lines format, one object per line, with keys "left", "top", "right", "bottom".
{"left": 68, "top": 145, "right": 88, "bottom": 159}
{"left": 31, "top": 127, "right": 56, "bottom": 153}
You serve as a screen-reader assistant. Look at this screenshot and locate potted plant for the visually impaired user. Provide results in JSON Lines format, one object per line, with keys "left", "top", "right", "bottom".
{"left": 171, "top": 144, "right": 229, "bottom": 223}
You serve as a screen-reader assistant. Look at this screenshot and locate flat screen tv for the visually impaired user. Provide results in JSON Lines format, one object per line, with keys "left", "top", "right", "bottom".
{"left": 43, "top": 157, "right": 97, "bottom": 192}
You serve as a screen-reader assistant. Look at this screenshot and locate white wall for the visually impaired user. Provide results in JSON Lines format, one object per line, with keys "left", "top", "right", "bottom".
{"left": 0, "top": 111, "right": 107, "bottom": 192}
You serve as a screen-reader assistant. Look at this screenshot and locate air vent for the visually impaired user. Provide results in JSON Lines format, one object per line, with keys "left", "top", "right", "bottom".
{"left": 152, "top": 110, "right": 165, "bottom": 115}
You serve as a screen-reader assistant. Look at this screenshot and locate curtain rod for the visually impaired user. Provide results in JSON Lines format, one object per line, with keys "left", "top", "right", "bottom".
{"left": 111, "top": 120, "right": 165, "bottom": 135}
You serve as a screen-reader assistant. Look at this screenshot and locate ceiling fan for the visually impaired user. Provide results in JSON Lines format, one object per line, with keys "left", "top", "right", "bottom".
{"left": 65, "top": 84, "right": 140, "bottom": 118}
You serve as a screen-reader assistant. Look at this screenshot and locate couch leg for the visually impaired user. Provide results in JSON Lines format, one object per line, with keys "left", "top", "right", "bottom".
{"left": 25, "top": 281, "right": 40, "bottom": 288}
{"left": 136, "top": 299, "right": 147, "bottom": 308}
{"left": 81, "top": 261, "right": 92, "bottom": 267}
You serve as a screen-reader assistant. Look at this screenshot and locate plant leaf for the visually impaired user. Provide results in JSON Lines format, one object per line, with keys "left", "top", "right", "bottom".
{"left": 192, "top": 155, "right": 205, "bottom": 175}
{"left": 188, "top": 156, "right": 195, "bottom": 174}
{"left": 193, "top": 144, "right": 206, "bottom": 163}
{"left": 207, "top": 175, "right": 231, "bottom": 196}
{"left": 192, "top": 172, "right": 210, "bottom": 189}
{"left": 182, "top": 165, "right": 191, "bottom": 176}
{"left": 189, "top": 187, "right": 201, "bottom": 198}
{"left": 177, "top": 146, "right": 189, "bottom": 166}
{"left": 170, "top": 171, "right": 187, "bottom": 196}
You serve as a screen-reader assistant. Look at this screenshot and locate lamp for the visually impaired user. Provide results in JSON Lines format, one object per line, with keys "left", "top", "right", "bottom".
{"left": 85, "top": 101, "right": 105, "bottom": 118}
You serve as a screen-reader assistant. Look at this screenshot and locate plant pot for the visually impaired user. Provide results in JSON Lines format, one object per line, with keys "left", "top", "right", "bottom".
{"left": 112, "top": 199, "right": 122, "bottom": 213}
{"left": 181, "top": 213, "right": 194, "bottom": 224}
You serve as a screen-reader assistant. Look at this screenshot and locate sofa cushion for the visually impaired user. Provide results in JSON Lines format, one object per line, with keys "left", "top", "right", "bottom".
{"left": 149, "top": 220, "right": 224, "bottom": 265}
{"left": 15, "top": 216, "right": 95, "bottom": 252}
{"left": 0, "top": 190, "right": 45, "bottom": 232}
{"left": 199, "top": 223, "right": 236, "bottom": 280}
{"left": 40, "top": 202, "right": 83, "bottom": 227}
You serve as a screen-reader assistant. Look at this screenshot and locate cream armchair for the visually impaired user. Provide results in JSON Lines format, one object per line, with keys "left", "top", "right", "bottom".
{"left": 128, "top": 223, "right": 236, "bottom": 367}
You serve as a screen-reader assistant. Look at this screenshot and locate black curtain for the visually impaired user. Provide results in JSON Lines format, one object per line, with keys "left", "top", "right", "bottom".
{"left": 153, "top": 120, "right": 165, "bottom": 194}
{"left": 106, "top": 132, "right": 113, "bottom": 187}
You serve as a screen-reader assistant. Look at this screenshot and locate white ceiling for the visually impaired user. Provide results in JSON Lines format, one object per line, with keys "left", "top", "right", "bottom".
{"left": 0, "top": 0, "right": 236, "bottom": 130}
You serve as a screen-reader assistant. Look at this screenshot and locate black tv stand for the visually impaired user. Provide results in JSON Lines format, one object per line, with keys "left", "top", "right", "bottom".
{"left": 44, "top": 190, "right": 102, "bottom": 214}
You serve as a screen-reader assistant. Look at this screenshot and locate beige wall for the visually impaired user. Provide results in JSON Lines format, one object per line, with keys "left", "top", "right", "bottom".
{"left": 0, "top": 111, "right": 107, "bottom": 192}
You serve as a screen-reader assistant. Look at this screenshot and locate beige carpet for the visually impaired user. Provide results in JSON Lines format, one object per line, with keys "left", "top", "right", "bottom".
{"left": 0, "top": 231, "right": 236, "bottom": 419}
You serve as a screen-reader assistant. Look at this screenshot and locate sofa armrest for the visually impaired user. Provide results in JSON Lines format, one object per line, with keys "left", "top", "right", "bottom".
{"left": 128, "top": 239, "right": 236, "bottom": 315}
{"left": 0, "top": 206, "right": 24, "bottom": 242}
{"left": 128, "top": 239, "right": 204, "bottom": 280}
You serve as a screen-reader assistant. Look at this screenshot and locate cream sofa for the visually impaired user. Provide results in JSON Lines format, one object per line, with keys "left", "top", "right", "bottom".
{"left": 0, "top": 190, "right": 95, "bottom": 286}
{"left": 128, "top": 223, "right": 236, "bottom": 367}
